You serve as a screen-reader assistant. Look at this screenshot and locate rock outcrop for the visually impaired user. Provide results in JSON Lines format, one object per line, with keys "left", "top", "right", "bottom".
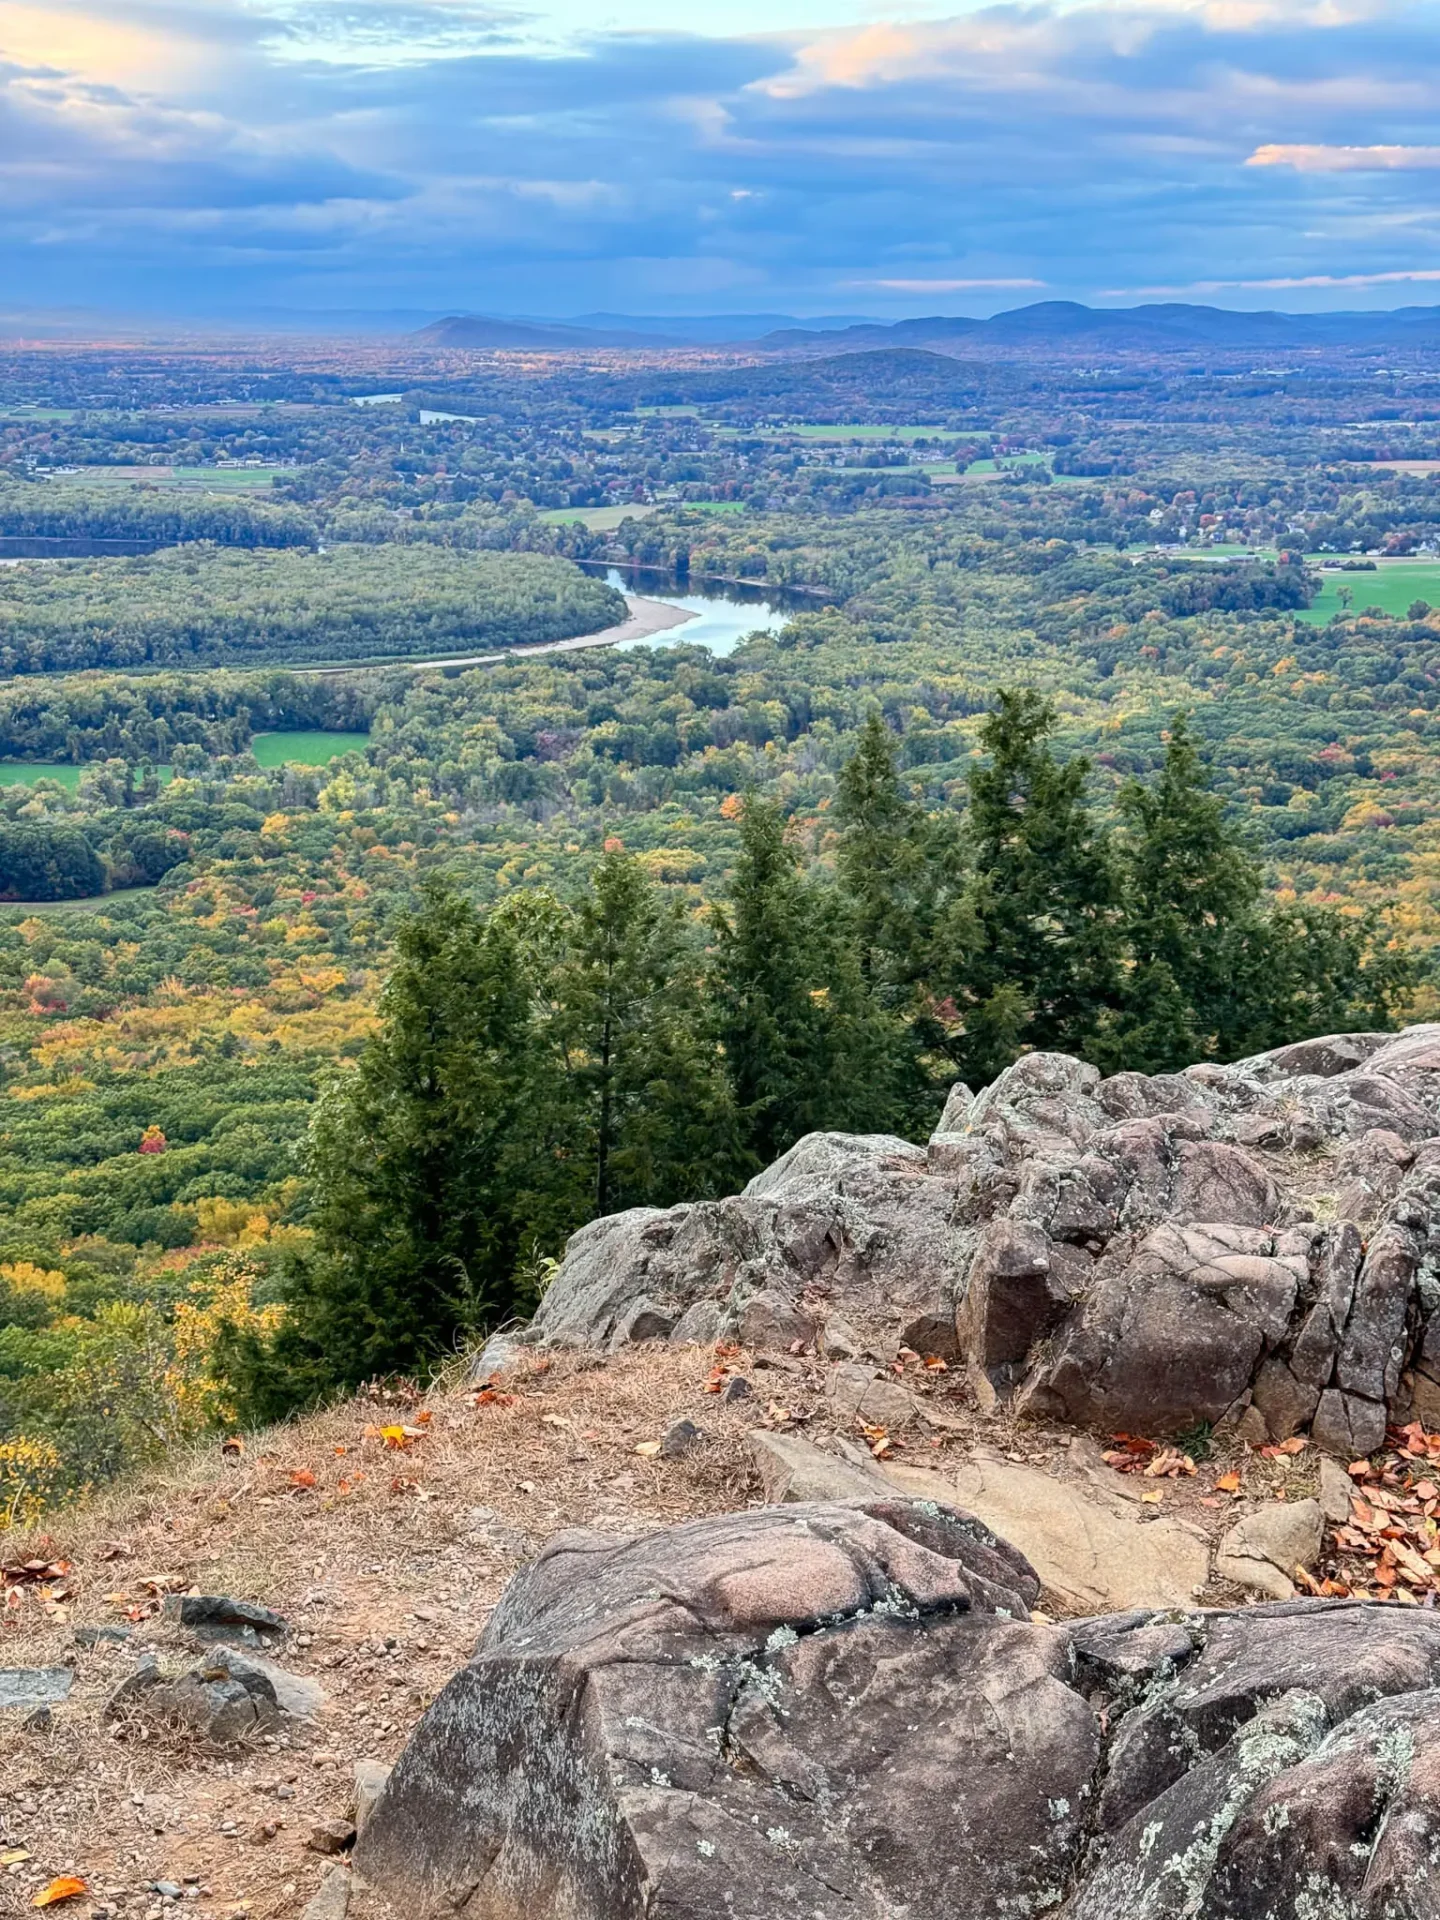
{"left": 357, "top": 1499, "right": 1440, "bottom": 1920}
{"left": 520, "top": 1025, "right": 1440, "bottom": 1452}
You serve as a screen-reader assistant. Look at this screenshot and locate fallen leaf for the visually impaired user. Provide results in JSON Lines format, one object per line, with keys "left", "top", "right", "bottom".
{"left": 634, "top": 1441, "right": 662, "bottom": 1458}
{"left": 1140, "top": 1489, "right": 1164, "bottom": 1505}
{"left": 379, "top": 1426, "right": 414, "bottom": 1450}
{"left": 1348, "top": 1461, "right": 1372, "bottom": 1478}
{"left": 33, "top": 1879, "right": 87, "bottom": 1908}
{"left": 221, "top": 1436, "right": 244, "bottom": 1458}
{"left": 1215, "top": 1471, "right": 1242, "bottom": 1493}
{"left": 0, "top": 1848, "right": 31, "bottom": 1865}
{"left": 289, "top": 1469, "right": 316, "bottom": 1489}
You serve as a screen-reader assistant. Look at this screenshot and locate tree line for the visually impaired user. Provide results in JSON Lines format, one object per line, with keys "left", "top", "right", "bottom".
{"left": 222, "top": 693, "right": 1411, "bottom": 1415}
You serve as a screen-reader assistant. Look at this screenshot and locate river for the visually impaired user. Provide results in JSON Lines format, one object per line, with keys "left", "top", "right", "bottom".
{"left": 593, "top": 567, "right": 795, "bottom": 657}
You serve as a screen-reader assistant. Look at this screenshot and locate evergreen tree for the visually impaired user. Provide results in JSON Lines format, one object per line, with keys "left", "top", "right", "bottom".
{"left": 219, "top": 883, "right": 551, "bottom": 1416}
{"left": 945, "top": 691, "right": 1120, "bottom": 1082}
{"left": 1115, "top": 715, "right": 1413, "bottom": 1065}
{"left": 834, "top": 712, "right": 938, "bottom": 990}
{"left": 711, "top": 797, "right": 912, "bottom": 1165}
{"left": 552, "top": 850, "right": 743, "bottom": 1214}
{"left": 1114, "top": 712, "right": 1264, "bottom": 1067}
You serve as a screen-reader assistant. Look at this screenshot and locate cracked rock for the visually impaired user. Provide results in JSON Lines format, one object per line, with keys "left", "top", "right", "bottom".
{"left": 356, "top": 1503, "right": 1440, "bottom": 1920}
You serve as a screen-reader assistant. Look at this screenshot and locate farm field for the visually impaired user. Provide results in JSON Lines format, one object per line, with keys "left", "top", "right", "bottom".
{"left": 1298, "top": 559, "right": 1440, "bottom": 624}
{"left": 36, "top": 465, "right": 292, "bottom": 490}
{"left": 250, "top": 729, "right": 369, "bottom": 766}
{"left": 540, "top": 504, "right": 658, "bottom": 529}
{"left": 0, "top": 763, "right": 82, "bottom": 788}
{"left": 0, "top": 732, "right": 365, "bottom": 787}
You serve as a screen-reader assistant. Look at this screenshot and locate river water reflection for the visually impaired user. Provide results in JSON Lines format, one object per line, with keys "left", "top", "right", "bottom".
{"left": 596, "top": 567, "right": 793, "bottom": 656}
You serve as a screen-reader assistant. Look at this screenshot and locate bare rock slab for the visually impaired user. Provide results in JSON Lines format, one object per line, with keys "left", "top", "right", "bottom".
{"left": 355, "top": 1499, "right": 1053, "bottom": 1919}
{"left": 883, "top": 1452, "right": 1211, "bottom": 1613}
{"left": 356, "top": 1502, "right": 1440, "bottom": 1920}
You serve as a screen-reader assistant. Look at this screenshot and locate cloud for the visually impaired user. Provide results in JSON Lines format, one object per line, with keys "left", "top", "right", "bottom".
{"left": 1248, "top": 142, "right": 1440, "bottom": 169}
{"left": 1109, "top": 270, "right": 1440, "bottom": 293}
{"left": 847, "top": 276, "right": 1047, "bottom": 291}
{"left": 6, "top": 0, "right": 1440, "bottom": 313}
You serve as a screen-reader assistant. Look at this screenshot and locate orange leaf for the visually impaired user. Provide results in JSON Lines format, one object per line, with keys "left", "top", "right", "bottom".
{"left": 415, "top": 1410, "right": 433, "bottom": 1427}
{"left": 1215, "top": 1471, "right": 1241, "bottom": 1493}
{"left": 289, "top": 1469, "right": 316, "bottom": 1489}
{"left": 221, "top": 1437, "right": 244, "bottom": 1458}
{"left": 34, "top": 1879, "right": 87, "bottom": 1908}
{"left": 379, "top": 1426, "right": 413, "bottom": 1450}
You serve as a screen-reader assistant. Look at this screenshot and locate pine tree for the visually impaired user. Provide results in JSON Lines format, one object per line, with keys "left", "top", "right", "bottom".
{"left": 218, "top": 883, "right": 552, "bottom": 1416}
{"left": 552, "top": 850, "right": 743, "bottom": 1214}
{"left": 834, "top": 712, "right": 937, "bottom": 989}
{"left": 711, "top": 798, "right": 912, "bottom": 1166}
{"left": 1114, "top": 712, "right": 1263, "bottom": 1067}
{"left": 947, "top": 691, "right": 1120, "bottom": 1082}
{"left": 1114, "top": 714, "right": 1413, "bottom": 1066}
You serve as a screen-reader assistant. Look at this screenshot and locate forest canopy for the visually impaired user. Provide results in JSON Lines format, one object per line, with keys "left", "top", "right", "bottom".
{"left": 0, "top": 546, "right": 625, "bottom": 674}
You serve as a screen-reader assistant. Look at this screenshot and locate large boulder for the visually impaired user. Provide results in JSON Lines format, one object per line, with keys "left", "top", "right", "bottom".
{"left": 358, "top": 1503, "right": 1440, "bottom": 1920}
{"left": 523, "top": 1130, "right": 974, "bottom": 1360}
{"left": 519, "top": 1026, "right": 1440, "bottom": 1452}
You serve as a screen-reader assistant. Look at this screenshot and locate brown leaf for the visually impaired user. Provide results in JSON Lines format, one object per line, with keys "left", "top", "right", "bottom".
{"left": 289, "top": 1469, "right": 316, "bottom": 1489}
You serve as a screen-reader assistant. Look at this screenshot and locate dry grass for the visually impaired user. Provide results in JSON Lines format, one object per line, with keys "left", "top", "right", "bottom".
{"left": 0, "top": 1339, "right": 1306, "bottom": 1918}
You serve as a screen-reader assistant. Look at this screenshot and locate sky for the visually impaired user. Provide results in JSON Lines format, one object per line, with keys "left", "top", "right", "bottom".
{"left": 4, "top": 0, "right": 1440, "bottom": 321}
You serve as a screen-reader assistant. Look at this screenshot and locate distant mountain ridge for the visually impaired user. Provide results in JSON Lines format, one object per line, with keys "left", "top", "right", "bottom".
{"left": 416, "top": 300, "right": 1440, "bottom": 356}
{"left": 413, "top": 312, "right": 870, "bottom": 349}
{"left": 760, "top": 301, "right": 1440, "bottom": 352}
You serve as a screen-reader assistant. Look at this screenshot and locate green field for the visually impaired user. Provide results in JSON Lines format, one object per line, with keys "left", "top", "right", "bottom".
{"left": 251, "top": 730, "right": 368, "bottom": 766}
{"left": 964, "top": 454, "right": 1049, "bottom": 474}
{"left": 168, "top": 467, "right": 289, "bottom": 490}
{"left": 0, "top": 732, "right": 365, "bottom": 788}
{"left": 774, "top": 423, "right": 954, "bottom": 442}
{"left": 540, "top": 504, "right": 658, "bottom": 530}
{"left": 0, "top": 764, "right": 82, "bottom": 789}
{"left": 43, "top": 465, "right": 290, "bottom": 491}
{"left": 1298, "top": 560, "right": 1440, "bottom": 625}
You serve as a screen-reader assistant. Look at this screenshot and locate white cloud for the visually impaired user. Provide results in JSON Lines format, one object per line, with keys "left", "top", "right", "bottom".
{"left": 1247, "top": 142, "right": 1440, "bottom": 170}
{"left": 847, "top": 275, "right": 1046, "bottom": 290}
{"left": 1107, "top": 269, "right": 1440, "bottom": 293}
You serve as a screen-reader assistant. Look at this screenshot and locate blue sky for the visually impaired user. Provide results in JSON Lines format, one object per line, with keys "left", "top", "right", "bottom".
{"left": 5, "top": 0, "right": 1440, "bottom": 319}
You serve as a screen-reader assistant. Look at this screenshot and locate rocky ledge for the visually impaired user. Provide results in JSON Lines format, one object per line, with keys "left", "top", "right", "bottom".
{"left": 357, "top": 1497, "right": 1440, "bottom": 1919}
{"left": 514, "top": 1024, "right": 1440, "bottom": 1454}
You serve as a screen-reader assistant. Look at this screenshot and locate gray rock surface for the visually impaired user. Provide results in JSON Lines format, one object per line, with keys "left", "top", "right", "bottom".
{"left": 1215, "top": 1498, "right": 1325, "bottom": 1601}
{"left": 518, "top": 1023, "right": 1440, "bottom": 1451}
{"left": 300, "top": 1867, "right": 351, "bottom": 1920}
{"left": 162, "top": 1592, "right": 287, "bottom": 1646}
{"left": 357, "top": 1503, "right": 1440, "bottom": 1920}
{"left": 0, "top": 1668, "right": 72, "bottom": 1711}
